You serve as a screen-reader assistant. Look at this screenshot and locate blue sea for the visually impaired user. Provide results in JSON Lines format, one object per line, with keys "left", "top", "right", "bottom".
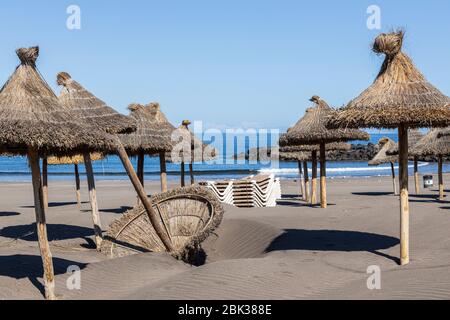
{"left": 0, "top": 133, "right": 446, "bottom": 182}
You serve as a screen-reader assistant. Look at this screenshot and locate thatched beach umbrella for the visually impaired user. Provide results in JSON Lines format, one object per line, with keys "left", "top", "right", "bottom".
{"left": 57, "top": 72, "right": 174, "bottom": 256}
{"left": 0, "top": 47, "right": 117, "bottom": 299}
{"left": 369, "top": 137, "right": 398, "bottom": 195}
{"left": 46, "top": 153, "right": 104, "bottom": 207}
{"left": 411, "top": 129, "right": 450, "bottom": 200}
{"left": 327, "top": 31, "right": 450, "bottom": 265}
{"left": 280, "top": 143, "right": 351, "bottom": 202}
{"left": 386, "top": 129, "right": 424, "bottom": 194}
{"left": 279, "top": 150, "right": 311, "bottom": 201}
{"left": 56, "top": 72, "right": 137, "bottom": 248}
{"left": 119, "top": 102, "right": 175, "bottom": 192}
{"left": 280, "top": 96, "right": 369, "bottom": 208}
{"left": 171, "top": 120, "right": 216, "bottom": 187}
{"left": 57, "top": 72, "right": 136, "bottom": 134}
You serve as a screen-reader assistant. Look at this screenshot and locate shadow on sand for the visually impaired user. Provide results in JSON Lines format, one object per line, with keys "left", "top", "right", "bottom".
{"left": 278, "top": 195, "right": 336, "bottom": 207}
{"left": 409, "top": 194, "right": 440, "bottom": 199}
{"left": 282, "top": 194, "right": 304, "bottom": 200}
{"left": 352, "top": 192, "right": 393, "bottom": 196}
{"left": 82, "top": 206, "right": 132, "bottom": 214}
{"left": 0, "top": 223, "right": 94, "bottom": 242}
{"left": 21, "top": 201, "right": 89, "bottom": 208}
{"left": 0, "top": 254, "right": 87, "bottom": 296}
{"left": 277, "top": 200, "right": 336, "bottom": 208}
{"left": 265, "top": 229, "right": 400, "bottom": 264}
{"left": 0, "top": 211, "right": 21, "bottom": 217}
{"left": 408, "top": 194, "right": 449, "bottom": 204}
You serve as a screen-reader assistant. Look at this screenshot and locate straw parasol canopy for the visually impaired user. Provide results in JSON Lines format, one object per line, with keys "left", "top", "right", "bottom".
{"left": 57, "top": 72, "right": 136, "bottom": 134}
{"left": 326, "top": 30, "right": 450, "bottom": 266}
{"left": 327, "top": 31, "right": 450, "bottom": 129}
{"left": 170, "top": 120, "right": 217, "bottom": 163}
{"left": 56, "top": 71, "right": 176, "bottom": 257}
{"left": 0, "top": 48, "right": 117, "bottom": 156}
{"left": 279, "top": 142, "right": 351, "bottom": 153}
{"left": 280, "top": 96, "right": 369, "bottom": 208}
{"left": 0, "top": 46, "right": 119, "bottom": 300}
{"left": 385, "top": 129, "right": 424, "bottom": 156}
{"left": 55, "top": 73, "right": 138, "bottom": 250}
{"left": 279, "top": 150, "right": 312, "bottom": 162}
{"left": 411, "top": 129, "right": 450, "bottom": 200}
{"left": 279, "top": 96, "right": 369, "bottom": 147}
{"left": 101, "top": 186, "right": 224, "bottom": 263}
{"left": 384, "top": 129, "right": 425, "bottom": 195}
{"left": 47, "top": 153, "right": 104, "bottom": 165}
{"left": 119, "top": 102, "right": 176, "bottom": 192}
{"left": 410, "top": 129, "right": 450, "bottom": 157}
{"left": 369, "top": 137, "right": 399, "bottom": 195}
{"left": 119, "top": 102, "right": 175, "bottom": 155}
{"left": 369, "top": 137, "right": 397, "bottom": 166}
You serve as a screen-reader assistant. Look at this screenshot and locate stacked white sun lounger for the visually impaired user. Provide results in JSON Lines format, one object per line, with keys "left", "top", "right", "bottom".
{"left": 201, "top": 174, "right": 281, "bottom": 208}
{"left": 199, "top": 180, "right": 234, "bottom": 205}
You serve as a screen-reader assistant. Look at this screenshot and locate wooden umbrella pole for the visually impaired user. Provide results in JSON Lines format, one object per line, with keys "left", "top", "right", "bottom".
{"left": 28, "top": 149, "right": 56, "bottom": 300}
{"left": 390, "top": 162, "right": 398, "bottom": 196}
{"left": 74, "top": 164, "right": 81, "bottom": 207}
{"left": 303, "top": 161, "right": 310, "bottom": 202}
{"left": 414, "top": 156, "right": 420, "bottom": 194}
{"left": 181, "top": 162, "right": 185, "bottom": 187}
{"left": 83, "top": 153, "right": 103, "bottom": 249}
{"left": 136, "top": 151, "right": 145, "bottom": 205}
{"left": 189, "top": 163, "right": 195, "bottom": 185}
{"left": 438, "top": 155, "right": 444, "bottom": 200}
{"left": 159, "top": 152, "right": 168, "bottom": 192}
{"left": 298, "top": 160, "right": 305, "bottom": 200}
{"left": 319, "top": 142, "right": 327, "bottom": 209}
{"left": 116, "top": 143, "right": 173, "bottom": 252}
{"left": 137, "top": 151, "right": 145, "bottom": 187}
{"left": 398, "top": 125, "right": 410, "bottom": 266}
{"left": 190, "top": 134, "right": 195, "bottom": 185}
{"left": 42, "top": 157, "right": 48, "bottom": 209}
{"left": 311, "top": 151, "right": 318, "bottom": 205}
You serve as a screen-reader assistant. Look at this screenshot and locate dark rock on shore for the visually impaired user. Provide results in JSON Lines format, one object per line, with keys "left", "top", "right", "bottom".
{"left": 234, "top": 144, "right": 379, "bottom": 162}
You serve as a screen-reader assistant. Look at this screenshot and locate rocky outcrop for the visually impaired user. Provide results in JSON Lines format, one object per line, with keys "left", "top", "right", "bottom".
{"left": 234, "top": 144, "right": 379, "bottom": 162}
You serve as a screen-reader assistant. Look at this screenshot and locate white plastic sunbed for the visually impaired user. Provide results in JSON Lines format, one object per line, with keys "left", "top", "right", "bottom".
{"left": 201, "top": 174, "right": 281, "bottom": 208}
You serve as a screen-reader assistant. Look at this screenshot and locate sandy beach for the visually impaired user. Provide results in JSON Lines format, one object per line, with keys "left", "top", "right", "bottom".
{"left": 1, "top": 175, "right": 449, "bottom": 300}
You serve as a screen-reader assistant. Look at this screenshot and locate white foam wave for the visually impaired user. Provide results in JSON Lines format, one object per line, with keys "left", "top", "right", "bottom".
{"left": 259, "top": 162, "right": 428, "bottom": 175}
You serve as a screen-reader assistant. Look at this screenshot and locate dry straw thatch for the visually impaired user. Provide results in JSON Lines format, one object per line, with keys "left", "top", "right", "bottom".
{"left": 327, "top": 31, "right": 450, "bottom": 129}
{"left": 279, "top": 143, "right": 350, "bottom": 161}
{"left": 119, "top": 102, "right": 175, "bottom": 155}
{"left": 410, "top": 128, "right": 450, "bottom": 201}
{"left": 47, "top": 153, "right": 105, "bottom": 165}
{"left": 410, "top": 129, "right": 450, "bottom": 157}
{"left": 279, "top": 96, "right": 369, "bottom": 147}
{"left": 279, "top": 142, "right": 351, "bottom": 153}
{"left": 279, "top": 150, "right": 314, "bottom": 162}
{"left": 57, "top": 72, "right": 136, "bottom": 134}
{"left": 170, "top": 120, "right": 217, "bottom": 163}
{"left": 326, "top": 30, "right": 450, "bottom": 265}
{"left": 0, "top": 46, "right": 121, "bottom": 300}
{"left": 101, "top": 186, "right": 224, "bottom": 264}
{"left": 0, "top": 47, "right": 117, "bottom": 156}
{"left": 279, "top": 96, "right": 368, "bottom": 209}
{"left": 369, "top": 137, "right": 397, "bottom": 165}
{"left": 385, "top": 129, "right": 424, "bottom": 156}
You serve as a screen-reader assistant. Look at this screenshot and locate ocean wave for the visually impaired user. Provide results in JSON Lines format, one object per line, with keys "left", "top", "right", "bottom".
{"left": 259, "top": 162, "right": 429, "bottom": 175}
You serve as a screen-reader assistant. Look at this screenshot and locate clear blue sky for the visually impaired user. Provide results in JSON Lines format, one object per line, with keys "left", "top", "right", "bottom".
{"left": 1, "top": 1, "right": 450, "bottom": 132}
